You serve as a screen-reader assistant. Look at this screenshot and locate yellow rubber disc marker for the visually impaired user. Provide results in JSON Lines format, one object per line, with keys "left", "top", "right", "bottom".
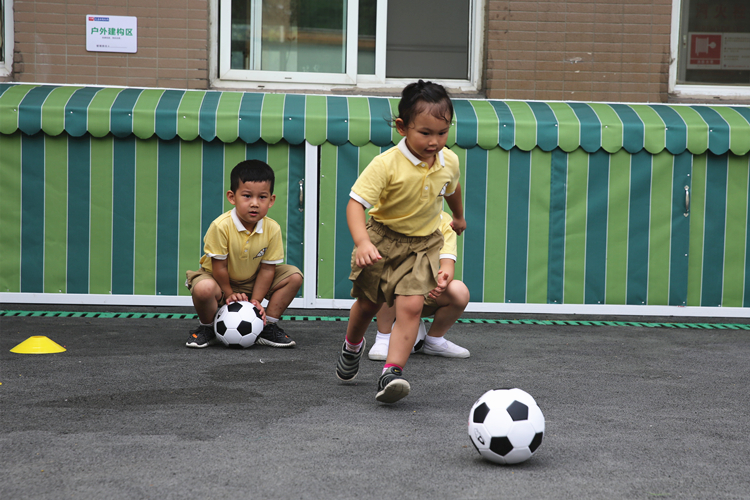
{"left": 10, "top": 336, "right": 66, "bottom": 354}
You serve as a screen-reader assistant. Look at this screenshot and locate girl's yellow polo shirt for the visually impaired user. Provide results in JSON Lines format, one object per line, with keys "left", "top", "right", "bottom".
{"left": 350, "top": 138, "right": 460, "bottom": 237}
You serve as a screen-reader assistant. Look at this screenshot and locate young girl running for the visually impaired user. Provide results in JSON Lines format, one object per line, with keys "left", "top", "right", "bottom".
{"left": 335, "top": 80, "right": 466, "bottom": 404}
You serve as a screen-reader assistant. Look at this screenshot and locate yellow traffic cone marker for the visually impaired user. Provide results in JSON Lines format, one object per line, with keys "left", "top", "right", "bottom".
{"left": 10, "top": 336, "right": 66, "bottom": 354}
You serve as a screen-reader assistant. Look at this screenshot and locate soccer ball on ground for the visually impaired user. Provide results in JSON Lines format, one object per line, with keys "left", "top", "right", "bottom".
{"left": 214, "top": 301, "right": 265, "bottom": 348}
{"left": 468, "top": 388, "right": 545, "bottom": 464}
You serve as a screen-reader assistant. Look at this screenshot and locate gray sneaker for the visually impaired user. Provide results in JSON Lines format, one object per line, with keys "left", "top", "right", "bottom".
{"left": 336, "top": 338, "right": 366, "bottom": 381}
{"left": 185, "top": 324, "right": 218, "bottom": 348}
{"left": 256, "top": 322, "right": 296, "bottom": 347}
{"left": 376, "top": 366, "right": 410, "bottom": 403}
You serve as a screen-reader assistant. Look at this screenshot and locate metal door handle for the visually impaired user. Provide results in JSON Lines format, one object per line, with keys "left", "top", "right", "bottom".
{"left": 684, "top": 185, "right": 689, "bottom": 217}
{"left": 299, "top": 179, "right": 304, "bottom": 212}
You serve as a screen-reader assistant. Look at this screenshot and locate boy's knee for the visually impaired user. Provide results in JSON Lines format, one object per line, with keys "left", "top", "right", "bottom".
{"left": 192, "top": 279, "right": 220, "bottom": 302}
{"left": 289, "top": 272, "right": 303, "bottom": 289}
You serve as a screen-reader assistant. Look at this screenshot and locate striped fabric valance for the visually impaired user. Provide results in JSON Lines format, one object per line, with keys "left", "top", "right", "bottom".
{"left": 1, "top": 83, "right": 750, "bottom": 156}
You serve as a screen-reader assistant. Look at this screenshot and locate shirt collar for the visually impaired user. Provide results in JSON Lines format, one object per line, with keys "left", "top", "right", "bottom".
{"left": 231, "top": 208, "right": 264, "bottom": 233}
{"left": 397, "top": 137, "right": 445, "bottom": 168}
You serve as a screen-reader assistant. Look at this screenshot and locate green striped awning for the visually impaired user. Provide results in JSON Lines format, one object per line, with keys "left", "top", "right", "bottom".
{"left": 2, "top": 83, "right": 750, "bottom": 155}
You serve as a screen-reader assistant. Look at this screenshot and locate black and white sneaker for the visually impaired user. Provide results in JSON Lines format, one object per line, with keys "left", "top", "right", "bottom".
{"left": 336, "top": 338, "right": 366, "bottom": 381}
{"left": 256, "top": 322, "right": 296, "bottom": 347}
{"left": 185, "top": 324, "right": 218, "bottom": 348}
{"left": 376, "top": 366, "right": 410, "bottom": 403}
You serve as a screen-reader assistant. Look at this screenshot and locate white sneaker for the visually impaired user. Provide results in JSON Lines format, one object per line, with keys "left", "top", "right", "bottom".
{"left": 368, "top": 334, "right": 389, "bottom": 361}
{"left": 422, "top": 339, "right": 470, "bottom": 358}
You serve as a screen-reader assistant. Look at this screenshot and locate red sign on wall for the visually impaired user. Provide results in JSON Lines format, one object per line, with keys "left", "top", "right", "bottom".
{"left": 689, "top": 33, "right": 722, "bottom": 68}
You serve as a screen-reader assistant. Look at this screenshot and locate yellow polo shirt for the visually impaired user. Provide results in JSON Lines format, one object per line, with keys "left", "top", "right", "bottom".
{"left": 350, "top": 138, "right": 461, "bottom": 237}
{"left": 438, "top": 211, "right": 457, "bottom": 261}
{"left": 199, "top": 208, "right": 284, "bottom": 281}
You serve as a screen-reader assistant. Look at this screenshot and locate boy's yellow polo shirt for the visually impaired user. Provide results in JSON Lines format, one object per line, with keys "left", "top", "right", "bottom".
{"left": 350, "top": 138, "right": 460, "bottom": 237}
{"left": 199, "top": 208, "right": 284, "bottom": 281}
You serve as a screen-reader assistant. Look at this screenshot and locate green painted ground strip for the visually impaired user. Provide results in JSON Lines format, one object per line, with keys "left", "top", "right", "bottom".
{"left": 2, "top": 310, "right": 750, "bottom": 330}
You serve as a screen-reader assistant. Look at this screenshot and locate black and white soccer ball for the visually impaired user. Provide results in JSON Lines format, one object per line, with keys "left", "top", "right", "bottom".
{"left": 468, "top": 388, "right": 545, "bottom": 464}
{"left": 213, "top": 301, "right": 265, "bottom": 348}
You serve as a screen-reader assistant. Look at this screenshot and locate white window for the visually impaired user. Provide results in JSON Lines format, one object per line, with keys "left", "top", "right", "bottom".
{"left": 0, "top": 0, "right": 12, "bottom": 76}
{"left": 216, "top": 0, "right": 483, "bottom": 90}
{"left": 670, "top": 0, "right": 750, "bottom": 99}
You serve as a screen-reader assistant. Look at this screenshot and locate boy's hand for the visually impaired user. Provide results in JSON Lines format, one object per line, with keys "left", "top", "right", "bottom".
{"left": 450, "top": 216, "right": 467, "bottom": 236}
{"left": 249, "top": 299, "right": 267, "bottom": 325}
{"left": 355, "top": 240, "right": 382, "bottom": 268}
{"left": 428, "top": 269, "right": 450, "bottom": 299}
{"left": 225, "top": 292, "right": 249, "bottom": 304}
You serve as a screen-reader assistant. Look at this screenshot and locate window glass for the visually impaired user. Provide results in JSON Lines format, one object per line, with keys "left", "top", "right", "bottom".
{"left": 679, "top": 0, "right": 750, "bottom": 85}
{"left": 231, "top": 0, "right": 348, "bottom": 74}
{"left": 223, "top": 0, "right": 476, "bottom": 85}
{"left": 357, "top": 0, "right": 376, "bottom": 75}
{"left": 385, "top": 0, "right": 469, "bottom": 79}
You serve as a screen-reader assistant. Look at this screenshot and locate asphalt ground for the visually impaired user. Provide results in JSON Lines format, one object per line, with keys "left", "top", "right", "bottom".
{"left": 2, "top": 304, "right": 750, "bottom": 500}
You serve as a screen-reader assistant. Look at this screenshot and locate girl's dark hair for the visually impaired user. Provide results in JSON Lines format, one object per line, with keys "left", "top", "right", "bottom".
{"left": 396, "top": 80, "right": 454, "bottom": 128}
{"left": 230, "top": 160, "right": 275, "bottom": 193}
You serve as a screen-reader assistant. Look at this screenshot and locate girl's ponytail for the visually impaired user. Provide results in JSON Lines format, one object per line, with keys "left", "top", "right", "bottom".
{"left": 396, "top": 80, "right": 454, "bottom": 128}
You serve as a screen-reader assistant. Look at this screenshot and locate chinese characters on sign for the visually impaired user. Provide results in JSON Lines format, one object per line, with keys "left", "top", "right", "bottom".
{"left": 86, "top": 15, "right": 137, "bottom": 53}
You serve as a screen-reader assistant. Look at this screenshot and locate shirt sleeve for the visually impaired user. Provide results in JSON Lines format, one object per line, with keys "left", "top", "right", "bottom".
{"left": 261, "top": 221, "right": 285, "bottom": 265}
{"left": 350, "top": 156, "right": 388, "bottom": 208}
{"left": 442, "top": 148, "right": 461, "bottom": 197}
{"left": 203, "top": 221, "right": 229, "bottom": 260}
{"left": 439, "top": 212, "right": 457, "bottom": 260}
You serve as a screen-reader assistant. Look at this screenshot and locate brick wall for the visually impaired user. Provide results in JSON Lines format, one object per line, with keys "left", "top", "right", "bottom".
{"left": 485, "top": 0, "right": 673, "bottom": 102}
{"left": 6, "top": 0, "right": 209, "bottom": 89}
{"left": 4, "top": 0, "right": 674, "bottom": 101}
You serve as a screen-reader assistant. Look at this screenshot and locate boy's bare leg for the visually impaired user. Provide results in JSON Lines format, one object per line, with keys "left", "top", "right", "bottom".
{"left": 191, "top": 278, "right": 223, "bottom": 324}
{"left": 256, "top": 272, "right": 303, "bottom": 348}
{"left": 426, "top": 280, "right": 470, "bottom": 338}
{"left": 186, "top": 278, "right": 223, "bottom": 348}
{"left": 265, "top": 273, "right": 303, "bottom": 319}
{"left": 386, "top": 295, "right": 424, "bottom": 368}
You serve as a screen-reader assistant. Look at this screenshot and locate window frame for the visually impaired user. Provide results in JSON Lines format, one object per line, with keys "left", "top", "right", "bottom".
{"left": 669, "top": 0, "right": 750, "bottom": 99}
{"left": 212, "top": 0, "right": 483, "bottom": 91}
{"left": 1, "top": 0, "right": 13, "bottom": 77}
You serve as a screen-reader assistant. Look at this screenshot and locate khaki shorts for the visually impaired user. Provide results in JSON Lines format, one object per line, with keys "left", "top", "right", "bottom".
{"left": 421, "top": 296, "right": 439, "bottom": 317}
{"left": 185, "top": 264, "right": 302, "bottom": 306}
{"left": 350, "top": 218, "right": 443, "bottom": 307}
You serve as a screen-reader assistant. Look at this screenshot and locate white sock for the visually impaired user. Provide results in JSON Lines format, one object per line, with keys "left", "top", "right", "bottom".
{"left": 425, "top": 335, "right": 447, "bottom": 347}
{"left": 376, "top": 331, "right": 391, "bottom": 341}
{"left": 266, "top": 316, "right": 279, "bottom": 323}
{"left": 345, "top": 338, "right": 363, "bottom": 353}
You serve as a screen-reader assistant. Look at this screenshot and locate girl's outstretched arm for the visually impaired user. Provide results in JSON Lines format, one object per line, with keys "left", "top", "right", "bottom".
{"left": 347, "top": 198, "right": 382, "bottom": 267}
{"left": 445, "top": 182, "right": 466, "bottom": 235}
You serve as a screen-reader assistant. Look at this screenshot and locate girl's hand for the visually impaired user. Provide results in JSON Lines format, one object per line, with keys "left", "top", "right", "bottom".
{"left": 355, "top": 241, "right": 382, "bottom": 268}
{"left": 226, "top": 292, "right": 249, "bottom": 304}
{"left": 428, "top": 270, "right": 450, "bottom": 299}
{"left": 249, "top": 299, "right": 267, "bottom": 324}
{"left": 450, "top": 216, "right": 467, "bottom": 236}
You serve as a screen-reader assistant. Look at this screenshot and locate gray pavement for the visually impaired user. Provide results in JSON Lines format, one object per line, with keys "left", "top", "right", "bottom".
{"left": 2, "top": 305, "right": 750, "bottom": 499}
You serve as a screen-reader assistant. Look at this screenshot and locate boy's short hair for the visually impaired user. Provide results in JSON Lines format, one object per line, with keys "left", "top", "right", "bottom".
{"left": 230, "top": 160, "right": 275, "bottom": 193}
